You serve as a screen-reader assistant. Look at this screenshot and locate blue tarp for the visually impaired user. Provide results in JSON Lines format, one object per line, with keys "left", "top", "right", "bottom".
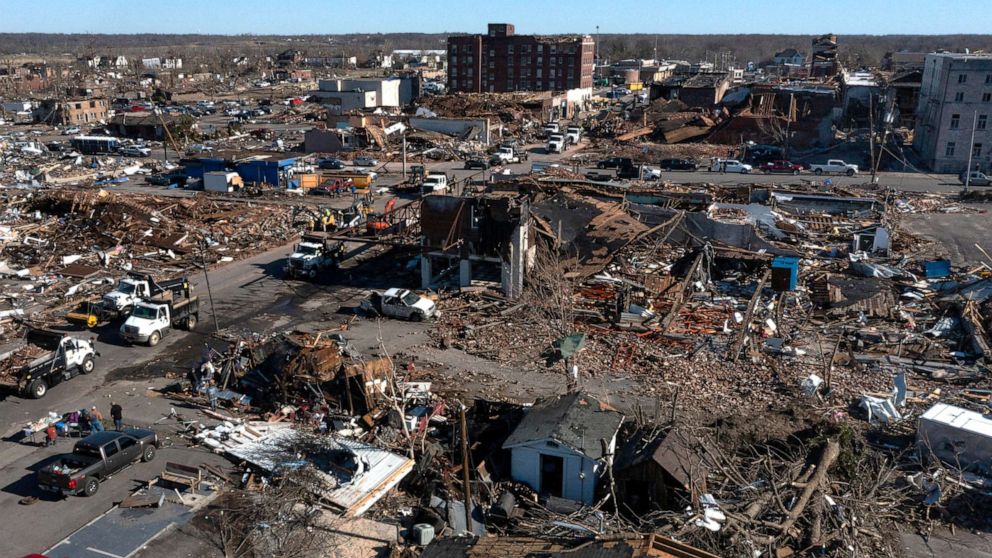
{"left": 924, "top": 259, "right": 952, "bottom": 278}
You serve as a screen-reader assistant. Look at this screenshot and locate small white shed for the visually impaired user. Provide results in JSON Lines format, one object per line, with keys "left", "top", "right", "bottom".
{"left": 502, "top": 391, "right": 623, "bottom": 505}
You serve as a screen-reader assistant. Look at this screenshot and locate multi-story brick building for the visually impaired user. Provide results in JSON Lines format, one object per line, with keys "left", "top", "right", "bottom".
{"left": 35, "top": 98, "right": 109, "bottom": 126}
{"left": 914, "top": 53, "right": 992, "bottom": 173}
{"left": 447, "top": 23, "right": 594, "bottom": 93}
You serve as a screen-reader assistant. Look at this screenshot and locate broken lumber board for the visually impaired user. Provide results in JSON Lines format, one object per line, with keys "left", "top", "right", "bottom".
{"left": 659, "top": 251, "right": 704, "bottom": 334}
{"left": 730, "top": 269, "right": 771, "bottom": 363}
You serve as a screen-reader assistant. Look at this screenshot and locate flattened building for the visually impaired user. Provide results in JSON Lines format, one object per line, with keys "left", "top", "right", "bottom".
{"left": 447, "top": 23, "right": 594, "bottom": 93}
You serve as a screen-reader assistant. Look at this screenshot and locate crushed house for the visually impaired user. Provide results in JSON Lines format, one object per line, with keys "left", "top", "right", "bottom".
{"left": 614, "top": 427, "right": 711, "bottom": 513}
{"left": 420, "top": 194, "right": 532, "bottom": 298}
{"left": 502, "top": 391, "right": 624, "bottom": 505}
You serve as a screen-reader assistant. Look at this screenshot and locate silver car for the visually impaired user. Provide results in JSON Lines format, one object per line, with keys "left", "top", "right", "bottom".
{"left": 353, "top": 156, "right": 378, "bottom": 167}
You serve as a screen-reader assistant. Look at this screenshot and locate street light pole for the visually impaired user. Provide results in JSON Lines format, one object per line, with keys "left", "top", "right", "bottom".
{"left": 965, "top": 110, "right": 978, "bottom": 193}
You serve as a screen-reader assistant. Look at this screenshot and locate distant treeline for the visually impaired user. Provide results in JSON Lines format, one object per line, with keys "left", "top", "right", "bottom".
{"left": 1, "top": 32, "right": 990, "bottom": 68}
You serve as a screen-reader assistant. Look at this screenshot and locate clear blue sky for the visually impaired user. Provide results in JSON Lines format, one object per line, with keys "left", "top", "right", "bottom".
{"left": 1, "top": 0, "right": 990, "bottom": 35}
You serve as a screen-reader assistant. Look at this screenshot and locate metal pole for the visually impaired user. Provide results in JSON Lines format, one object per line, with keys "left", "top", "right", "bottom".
{"left": 594, "top": 26, "right": 600, "bottom": 83}
{"left": 869, "top": 94, "right": 876, "bottom": 184}
{"left": 965, "top": 110, "right": 978, "bottom": 193}
{"left": 200, "top": 243, "right": 220, "bottom": 333}
{"left": 458, "top": 403, "right": 473, "bottom": 534}
{"left": 401, "top": 133, "right": 407, "bottom": 180}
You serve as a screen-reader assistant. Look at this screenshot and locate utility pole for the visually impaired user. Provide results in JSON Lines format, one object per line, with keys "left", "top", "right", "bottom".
{"left": 869, "top": 94, "right": 877, "bottom": 184}
{"left": 965, "top": 110, "right": 978, "bottom": 193}
{"left": 401, "top": 133, "right": 407, "bottom": 179}
{"left": 200, "top": 241, "right": 220, "bottom": 333}
{"left": 458, "top": 403, "right": 473, "bottom": 534}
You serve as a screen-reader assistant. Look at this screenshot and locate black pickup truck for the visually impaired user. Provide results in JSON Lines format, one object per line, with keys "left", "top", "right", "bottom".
{"left": 37, "top": 429, "right": 158, "bottom": 497}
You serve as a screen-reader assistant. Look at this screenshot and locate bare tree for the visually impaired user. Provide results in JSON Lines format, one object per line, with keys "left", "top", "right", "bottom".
{"left": 208, "top": 467, "right": 341, "bottom": 558}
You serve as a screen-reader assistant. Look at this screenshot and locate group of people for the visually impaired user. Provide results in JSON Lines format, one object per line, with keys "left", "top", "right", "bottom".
{"left": 43, "top": 402, "right": 124, "bottom": 446}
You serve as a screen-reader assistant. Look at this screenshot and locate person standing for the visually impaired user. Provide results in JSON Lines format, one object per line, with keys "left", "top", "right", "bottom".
{"left": 90, "top": 406, "right": 105, "bottom": 432}
{"left": 110, "top": 403, "right": 123, "bottom": 431}
{"left": 45, "top": 424, "right": 58, "bottom": 447}
{"left": 207, "top": 384, "right": 219, "bottom": 411}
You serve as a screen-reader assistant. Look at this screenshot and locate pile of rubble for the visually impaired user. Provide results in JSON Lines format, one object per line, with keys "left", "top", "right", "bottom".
{"left": 0, "top": 188, "right": 296, "bottom": 324}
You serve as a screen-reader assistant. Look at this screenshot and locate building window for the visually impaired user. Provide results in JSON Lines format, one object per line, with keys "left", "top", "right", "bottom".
{"left": 980, "top": 115, "right": 988, "bottom": 130}
{"left": 451, "top": 67, "right": 458, "bottom": 76}
{"left": 550, "top": 57, "right": 556, "bottom": 65}
{"left": 489, "top": 61, "right": 494, "bottom": 69}
{"left": 951, "top": 114, "right": 961, "bottom": 128}
{"left": 489, "top": 49, "right": 495, "bottom": 57}
{"left": 959, "top": 74, "right": 968, "bottom": 84}
{"left": 549, "top": 69, "right": 556, "bottom": 78}
{"left": 987, "top": 74, "right": 992, "bottom": 84}
{"left": 536, "top": 68, "right": 542, "bottom": 79}
{"left": 537, "top": 57, "right": 543, "bottom": 66}
{"left": 946, "top": 142, "right": 956, "bottom": 157}
{"left": 508, "top": 45, "right": 514, "bottom": 55}
{"left": 955, "top": 91, "right": 965, "bottom": 102}
{"left": 466, "top": 67, "right": 473, "bottom": 77}
{"left": 537, "top": 45, "right": 543, "bottom": 53}
{"left": 984, "top": 93, "right": 992, "bottom": 102}
{"left": 508, "top": 56, "right": 514, "bottom": 66}
{"left": 974, "top": 143, "right": 983, "bottom": 158}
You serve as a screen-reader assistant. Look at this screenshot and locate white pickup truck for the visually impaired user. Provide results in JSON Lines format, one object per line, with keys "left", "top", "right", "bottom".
{"left": 565, "top": 126, "right": 582, "bottom": 145}
{"left": 809, "top": 159, "right": 859, "bottom": 176}
{"left": 547, "top": 134, "right": 566, "bottom": 154}
{"left": 421, "top": 172, "right": 450, "bottom": 195}
{"left": 361, "top": 288, "right": 437, "bottom": 321}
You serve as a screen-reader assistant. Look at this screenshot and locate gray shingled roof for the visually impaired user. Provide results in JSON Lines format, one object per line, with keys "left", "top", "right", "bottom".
{"left": 503, "top": 392, "right": 624, "bottom": 459}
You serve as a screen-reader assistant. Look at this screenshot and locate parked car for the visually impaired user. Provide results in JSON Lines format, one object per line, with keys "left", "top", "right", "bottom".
{"left": 809, "top": 159, "right": 859, "bottom": 176}
{"left": 361, "top": 288, "right": 437, "bottom": 321}
{"left": 658, "top": 158, "right": 698, "bottom": 171}
{"left": 318, "top": 157, "right": 345, "bottom": 170}
{"left": 759, "top": 160, "right": 804, "bottom": 175}
{"left": 353, "top": 156, "right": 378, "bottom": 167}
{"left": 120, "top": 145, "right": 151, "bottom": 157}
{"left": 146, "top": 171, "right": 187, "bottom": 186}
{"left": 596, "top": 157, "right": 626, "bottom": 169}
{"left": 464, "top": 158, "right": 489, "bottom": 170}
{"left": 642, "top": 166, "right": 662, "bottom": 180}
{"left": 959, "top": 171, "right": 992, "bottom": 186}
{"left": 37, "top": 429, "right": 158, "bottom": 497}
{"left": 62, "top": 127, "right": 81, "bottom": 135}
{"left": 711, "top": 159, "right": 753, "bottom": 173}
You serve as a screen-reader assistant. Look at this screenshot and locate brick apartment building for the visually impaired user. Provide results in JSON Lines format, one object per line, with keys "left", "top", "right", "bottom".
{"left": 35, "top": 98, "right": 109, "bottom": 126}
{"left": 447, "top": 23, "right": 594, "bottom": 93}
{"left": 913, "top": 53, "right": 992, "bottom": 173}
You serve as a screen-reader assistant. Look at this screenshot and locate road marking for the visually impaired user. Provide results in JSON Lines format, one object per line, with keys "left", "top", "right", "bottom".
{"left": 86, "top": 547, "right": 126, "bottom": 558}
